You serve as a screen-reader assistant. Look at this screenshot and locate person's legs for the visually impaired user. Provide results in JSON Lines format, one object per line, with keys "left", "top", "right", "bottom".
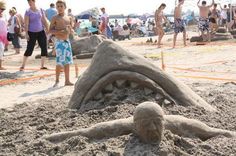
{"left": 173, "top": 33, "right": 178, "bottom": 48}
{"left": 157, "top": 28, "right": 164, "bottom": 48}
{"left": 40, "top": 57, "right": 47, "bottom": 69}
{"left": 74, "top": 63, "right": 79, "bottom": 78}
{"left": 64, "top": 64, "right": 73, "bottom": 86}
{"left": 37, "top": 31, "right": 48, "bottom": 69}
{"left": 183, "top": 30, "right": 187, "bottom": 46}
{"left": 0, "top": 60, "right": 3, "bottom": 70}
{"left": 200, "top": 30, "right": 206, "bottom": 41}
{"left": 20, "top": 32, "right": 37, "bottom": 70}
{"left": 0, "top": 42, "right": 5, "bottom": 70}
{"left": 20, "top": 56, "right": 28, "bottom": 71}
{"left": 12, "top": 33, "right": 20, "bottom": 54}
{"left": 53, "top": 65, "right": 61, "bottom": 87}
{"left": 4, "top": 44, "right": 8, "bottom": 52}
{"left": 207, "top": 30, "right": 211, "bottom": 42}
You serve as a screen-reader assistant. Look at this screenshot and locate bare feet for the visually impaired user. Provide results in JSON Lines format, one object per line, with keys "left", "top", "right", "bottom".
{"left": 0, "top": 67, "right": 6, "bottom": 70}
{"left": 53, "top": 82, "right": 59, "bottom": 88}
{"left": 65, "top": 82, "right": 74, "bottom": 86}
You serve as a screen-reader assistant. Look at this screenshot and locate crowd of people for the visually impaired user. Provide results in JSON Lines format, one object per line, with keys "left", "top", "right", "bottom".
{"left": 155, "top": 0, "right": 236, "bottom": 48}
{"left": 0, "top": 0, "right": 75, "bottom": 86}
{"left": 1, "top": 0, "right": 236, "bottom": 85}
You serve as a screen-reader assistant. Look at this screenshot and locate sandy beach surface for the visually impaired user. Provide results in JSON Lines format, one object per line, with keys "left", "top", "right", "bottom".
{"left": 0, "top": 32, "right": 236, "bottom": 155}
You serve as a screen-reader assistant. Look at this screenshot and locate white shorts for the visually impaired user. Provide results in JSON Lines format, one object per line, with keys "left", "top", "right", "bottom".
{"left": 0, "top": 42, "right": 4, "bottom": 60}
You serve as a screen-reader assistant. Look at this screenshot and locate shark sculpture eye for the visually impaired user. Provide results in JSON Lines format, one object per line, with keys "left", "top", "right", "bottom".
{"left": 69, "top": 41, "right": 216, "bottom": 112}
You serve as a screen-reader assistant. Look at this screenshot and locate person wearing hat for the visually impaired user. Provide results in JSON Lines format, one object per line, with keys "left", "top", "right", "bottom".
{"left": 0, "top": 0, "right": 7, "bottom": 70}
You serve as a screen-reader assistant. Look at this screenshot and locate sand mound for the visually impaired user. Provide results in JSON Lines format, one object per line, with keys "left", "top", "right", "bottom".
{"left": 1, "top": 82, "right": 236, "bottom": 155}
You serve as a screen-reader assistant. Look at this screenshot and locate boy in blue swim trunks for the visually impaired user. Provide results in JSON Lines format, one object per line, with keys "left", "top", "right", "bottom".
{"left": 173, "top": 0, "right": 186, "bottom": 48}
{"left": 49, "top": 0, "right": 74, "bottom": 87}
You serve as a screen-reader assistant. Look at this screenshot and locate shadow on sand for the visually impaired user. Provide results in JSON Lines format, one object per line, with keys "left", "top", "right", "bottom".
{"left": 20, "top": 86, "right": 64, "bottom": 97}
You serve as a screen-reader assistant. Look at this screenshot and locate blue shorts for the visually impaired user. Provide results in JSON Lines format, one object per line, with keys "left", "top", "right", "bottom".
{"left": 55, "top": 39, "right": 73, "bottom": 66}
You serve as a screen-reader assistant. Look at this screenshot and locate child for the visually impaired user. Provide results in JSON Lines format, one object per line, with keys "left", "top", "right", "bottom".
{"left": 49, "top": 0, "right": 74, "bottom": 87}
{"left": 197, "top": 0, "right": 214, "bottom": 42}
{"left": 0, "top": 1, "right": 7, "bottom": 70}
{"left": 173, "top": 0, "right": 186, "bottom": 48}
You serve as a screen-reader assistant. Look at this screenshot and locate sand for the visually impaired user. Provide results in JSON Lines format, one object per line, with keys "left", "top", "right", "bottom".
{"left": 0, "top": 32, "right": 236, "bottom": 155}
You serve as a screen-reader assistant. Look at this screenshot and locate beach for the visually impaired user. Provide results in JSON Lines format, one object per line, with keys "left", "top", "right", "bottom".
{"left": 0, "top": 32, "right": 236, "bottom": 155}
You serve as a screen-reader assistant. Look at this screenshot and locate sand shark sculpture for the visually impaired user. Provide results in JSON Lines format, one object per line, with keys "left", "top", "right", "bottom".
{"left": 69, "top": 40, "right": 216, "bottom": 112}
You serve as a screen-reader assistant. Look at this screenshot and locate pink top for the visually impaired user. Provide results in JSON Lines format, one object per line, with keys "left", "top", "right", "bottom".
{"left": 0, "top": 17, "right": 8, "bottom": 45}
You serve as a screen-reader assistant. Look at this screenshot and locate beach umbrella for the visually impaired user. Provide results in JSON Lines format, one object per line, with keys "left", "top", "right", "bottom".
{"left": 77, "top": 7, "right": 100, "bottom": 19}
{"left": 139, "top": 13, "right": 152, "bottom": 21}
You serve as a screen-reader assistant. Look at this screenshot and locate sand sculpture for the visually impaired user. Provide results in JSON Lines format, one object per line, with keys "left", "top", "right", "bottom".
{"left": 43, "top": 41, "right": 236, "bottom": 144}
{"left": 190, "top": 27, "right": 233, "bottom": 42}
{"left": 43, "top": 102, "right": 235, "bottom": 143}
{"left": 69, "top": 40, "right": 216, "bottom": 112}
{"left": 35, "top": 35, "right": 104, "bottom": 59}
{"left": 71, "top": 35, "right": 105, "bottom": 56}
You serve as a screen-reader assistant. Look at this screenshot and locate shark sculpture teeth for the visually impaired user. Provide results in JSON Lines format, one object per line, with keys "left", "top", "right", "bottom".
{"left": 69, "top": 40, "right": 217, "bottom": 112}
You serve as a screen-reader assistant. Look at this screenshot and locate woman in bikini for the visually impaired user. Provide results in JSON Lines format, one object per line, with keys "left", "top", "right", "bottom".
{"left": 155, "top": 3, "right": 167, "bottom": 48}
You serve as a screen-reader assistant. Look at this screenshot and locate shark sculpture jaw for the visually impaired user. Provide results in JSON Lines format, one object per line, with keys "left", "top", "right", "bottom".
{"left": 69, "top": 40, "right": 216, "bottom": 112}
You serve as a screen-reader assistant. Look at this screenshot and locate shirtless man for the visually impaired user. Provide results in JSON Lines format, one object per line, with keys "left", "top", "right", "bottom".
{"left": 154, "top": 3, "right": 167, "bottom": 48}
{"left": 173, "top": 0, "right": 186, "bottom": 48}
{"left": 49, "top": 0, "right": 74, "bottom": 87}
{"left": 197, "top": 0, "right": 214, "bottom": 41}
{"left": 219, "top": 4, "right": 228, "bottom": 29}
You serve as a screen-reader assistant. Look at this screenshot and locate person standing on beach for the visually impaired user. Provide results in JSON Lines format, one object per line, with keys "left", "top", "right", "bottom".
{"left": 197, "top": 0, "right": 214, "bottom": 42}
{"left": 173, "top": 0, "right": 186, "bottom": 48}
{"left": 155, "top": 3, "right": 168, "bottom": 48}
{"left": 8, "top": 8, "right": 21, "bottom": 54}
{"left": 45, "top": 3, "right": 57, "bottom": 22}
{"left": 126, "top": 15, "right": 132, "bottom": 29}
{"left": 0, "top": 0, "right": 7, "bottom": 70}
{"left": 209, "top": 4, "right": 220, "bottom": 33}
{"left": 99, "top": 7, "right": 110, "bottom": 38}
{"left": 20, "top": 0, "right": 49, "bottom": 71}
{"left": 49, "top": 0, "right": 74, "bottom": 87}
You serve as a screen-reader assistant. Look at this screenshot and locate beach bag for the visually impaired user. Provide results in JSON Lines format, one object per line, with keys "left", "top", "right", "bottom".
{"left": 7, "top": 32, "right": 14, "bottom": 41}
{"left": 13, "top": 16, "right": 25, "bottom": 38}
